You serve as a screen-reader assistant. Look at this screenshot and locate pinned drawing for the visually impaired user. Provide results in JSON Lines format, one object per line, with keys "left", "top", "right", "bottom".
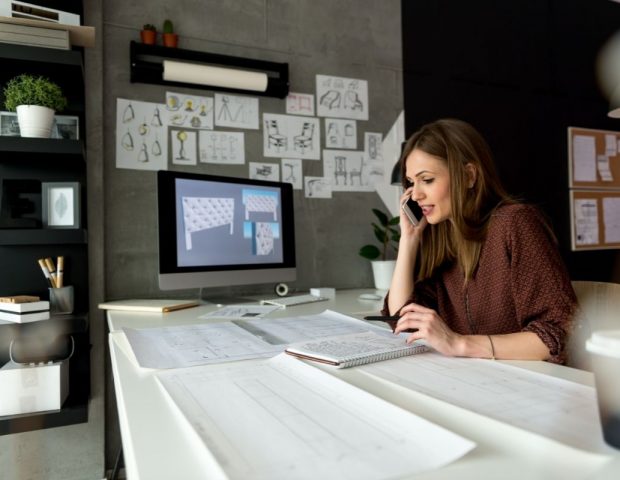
{"left": 304, "top": 176, "right": 332, "bottom": 198}
{"left": 286, "top": 92, "right": 315, "bottom": 116}
{"left": 171, "top": 128, "right": 197, "bottom": 165}
{"left": 323, "top": 149, "right": 373, "bottom": 192}
{"left": 316, "top": 74, "right": 368, "bottom": 120}
{"left": 263, "top": 114, "right": 320, "bottom": 160}
{"left": 249, "top": 162, "right": 280, "bottom": 182}
{"left": 325, "top": 118, "right": 357, "bottom": 149}
{"left": 281, "top": 158, "right": 302, "bottom": 190}
{"left": 364, "top": 132, "right": 386, "bottom": 186}
{"left": 166, "top": 91, "right": 214, "bottom": 130}
{"left": 198, "top": 131, "right": 245, "bottom": 164}
{"left": 215, "top": 94, "right": 259, "bottom": 129}
{"left": 116, "top": 98, "right": 168, "bottom": 171}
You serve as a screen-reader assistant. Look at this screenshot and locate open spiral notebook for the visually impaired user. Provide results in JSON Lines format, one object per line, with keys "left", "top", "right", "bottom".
{"left": 285, "top": 330, "right": 429, "bottom": 368}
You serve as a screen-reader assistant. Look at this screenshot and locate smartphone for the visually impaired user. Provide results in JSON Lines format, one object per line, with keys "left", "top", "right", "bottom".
{"left": 401, "top": 197, "right": 423, "bottom": 225}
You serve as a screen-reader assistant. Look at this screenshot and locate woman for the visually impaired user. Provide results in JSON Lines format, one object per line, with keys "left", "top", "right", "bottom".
{"left": 385, "top": 118, "right": 576, "bottom": 363}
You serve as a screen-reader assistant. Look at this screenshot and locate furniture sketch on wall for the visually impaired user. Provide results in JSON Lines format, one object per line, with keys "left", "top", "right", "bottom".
{"left": 294, "top": 122, "right": 315, "bottom": 154}
{"left": 254, "top": 165, "right": 273, "bottom": 179}
{"left": 319, "top": 89, "right": 341, "bottom": 109}
{"left": 344, "top": 90, "right": 363, "bottom": 111}
{"left": 350, "top": 161, "right": 364, "bottom": 185}
{"left": 182, "top": 197, "right": 235, "bottom": 250}
{"left": 253, "top": 222, "right": 274, "bottom": 255}
{"left": 244, "top": 194, "right": 278, "bottom": 221}
{"left": 334, "top": 156, "right": 348, "bottom": 185}
{"left": 283, "top": 162, "right": 296, "bottom": 183}
{"left": 265, "top": 120, "right": 287, "bottom": 152}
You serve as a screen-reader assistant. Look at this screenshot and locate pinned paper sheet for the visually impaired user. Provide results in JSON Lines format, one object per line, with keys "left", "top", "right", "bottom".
{"left": 603, "top": 197, "right": 620, "bottom": 243}
{"left": 572, "top": 135, "right": 597, "bottom": 182}
{"left": 574, "top": 198, "right": 599, "bottom": 246}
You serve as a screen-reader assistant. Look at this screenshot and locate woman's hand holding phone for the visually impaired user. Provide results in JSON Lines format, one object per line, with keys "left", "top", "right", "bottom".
{"left": 399, "top": 189, "right": 427, "bottom": 240}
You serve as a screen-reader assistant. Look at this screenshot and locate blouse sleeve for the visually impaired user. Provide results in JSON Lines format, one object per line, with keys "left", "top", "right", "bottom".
{"left": 506, "top": 206, "right": 577, "bottom": 363}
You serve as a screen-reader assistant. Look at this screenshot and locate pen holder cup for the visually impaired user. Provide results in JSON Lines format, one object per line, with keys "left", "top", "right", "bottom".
{"left": 49, "top": 285, "right": 74, "bottom": 314}
{"left": 586, "top": 330, "right": 620, "bottom": 450}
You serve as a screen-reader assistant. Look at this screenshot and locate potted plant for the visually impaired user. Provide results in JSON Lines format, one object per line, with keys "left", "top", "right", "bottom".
{"left": 140, "top": 24, "right": 157, "bottom": 45}
{"left": 359, "top": 209, "right": 400, "bottom": 290}
{"left": 3, "top": 74, "right": 67, "bottom": 138}
{"left": 162, "top": 19, "right": 178, "bottom": 48}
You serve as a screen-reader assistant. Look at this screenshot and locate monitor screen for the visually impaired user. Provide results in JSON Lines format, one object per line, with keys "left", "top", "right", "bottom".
{"left": 157, "top": 170, "right": 296, "bottom": 290}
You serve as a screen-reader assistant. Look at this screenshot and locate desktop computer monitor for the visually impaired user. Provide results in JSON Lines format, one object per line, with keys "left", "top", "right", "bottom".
{"left": 157, "top": 170, "right": 296, "bottom": 290}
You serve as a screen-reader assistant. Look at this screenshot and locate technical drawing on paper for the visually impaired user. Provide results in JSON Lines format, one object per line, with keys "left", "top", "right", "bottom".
{"left": 116, "top": 98, "right": 168, "bottom": 171}
{"left": 165, "top": 91, "right": 214, "bottom": 130}
{"left": 249, "top": 162, "right": 280, "bottom": 182}
{"left": 198, "top": 130, "right": 245, "bottom": 164}
{"left": 182, "top": 197, "right": 235, "bottom": 250}
{"left": 323, "top": 149, "right": 373, "bottom": 192}
{"left": 325, "top": 118, "right": 357, "bottom": 149}
{"left": 574, "top": 198, "right": 599, "bottom": 246}
{"left": 170, "top": 128, "right": 197, "bottom": 165}
{"left": 304, "top": 176, "right": 332, "bottom": 198}
{"left": 364, "top": 132, "right": 386, "bottom": 186}
{"left": 214, "top": 93, "right": 259, "bottom": 129}
{"left": 263, "top": 113, "right": 321, "bottom": 160}
{"left": 281, "top": 158, "right": 302, "bottom": 190}
{"left": 316, "top": 74, "right": 369, "bottom": 120}
{"left": 286, "top": 92, "right": 315, "bottom": 116}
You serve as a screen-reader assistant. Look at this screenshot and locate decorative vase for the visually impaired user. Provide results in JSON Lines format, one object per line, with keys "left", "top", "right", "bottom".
{"left": 16, "top": 105, "right": 55, "bottom": 138}
{"left": 162, "top": 33, "right": 179, "bottom": 48}
{"left": 370, "top": 260, "right": 396, "bottom": 291}
{"left": 140, "top": 30, "right": 157, "bottom": 45}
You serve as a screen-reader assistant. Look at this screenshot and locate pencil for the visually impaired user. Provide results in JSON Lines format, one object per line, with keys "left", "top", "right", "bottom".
{"left": 45, "top": 257, "right": 57, "bottom": 288}
{"left": 37, "top": 258, "right": 55, "bottom": 288}
{"left": 57, "top": 256, "right": 64, "bottom": 288}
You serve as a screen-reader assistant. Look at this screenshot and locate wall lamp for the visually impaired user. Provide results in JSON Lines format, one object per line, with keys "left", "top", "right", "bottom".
{"left": 130, "top": 41, "right": 290, "bottom": 98}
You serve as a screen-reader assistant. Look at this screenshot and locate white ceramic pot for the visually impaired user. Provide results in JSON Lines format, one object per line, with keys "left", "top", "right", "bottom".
{"left": 370, "top": 260, "right": 396, "bottom": 291}
{"left": 16, "top": 105, "right": 55, "bottom": 138}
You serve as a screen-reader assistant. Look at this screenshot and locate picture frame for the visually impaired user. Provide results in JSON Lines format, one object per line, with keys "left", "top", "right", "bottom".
{"left": 0, "top": 111, "right": 20, "bottom": 137}
{"left": 52, "top": 115, "right": 79, "bottom": 140}
{"left": 41, "top": 182, "right": 80, "bottom": 229}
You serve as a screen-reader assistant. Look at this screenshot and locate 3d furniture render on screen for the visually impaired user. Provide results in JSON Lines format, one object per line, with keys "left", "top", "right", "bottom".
{"left": 182, "top": 197, "right": 235, "bottom": 250}
{"left": 253, "top": 222, "right": 274, "bottom": 255}
{"left": 244, "top": 194, "right": 278, "bottom": 221}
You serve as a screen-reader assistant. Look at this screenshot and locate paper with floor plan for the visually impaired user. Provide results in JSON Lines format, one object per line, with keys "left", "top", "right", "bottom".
{"left": 155, "top": 354, "right": 475, "bottom": 480}
{"left": 123, "top": 310, "right": 382, "bottom": 369}
{"left": 360, "top": 353, "right": 616, "bottom": 453}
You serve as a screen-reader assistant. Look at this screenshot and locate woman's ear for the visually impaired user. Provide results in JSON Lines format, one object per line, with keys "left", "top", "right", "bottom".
{"left": 465, "top": 163, "right": 477, "bottom": 188}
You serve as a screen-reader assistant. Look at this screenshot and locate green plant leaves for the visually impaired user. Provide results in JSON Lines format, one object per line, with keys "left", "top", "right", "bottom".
{"left": 3, "top": 74, "right": 67, "bottom": 112}
{"left": 360, "top": 209, "right": 400, "bottom": 261}
{"left": 359, "top": 244, "right": 380, "bottom": 260}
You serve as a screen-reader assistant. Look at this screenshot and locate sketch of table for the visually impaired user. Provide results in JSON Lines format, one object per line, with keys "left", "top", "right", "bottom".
{"left": 182, "top": 197, "right": 235, "bottom": 250}
{"left": 244, "top": 194, "right": 278, "bottom": 221}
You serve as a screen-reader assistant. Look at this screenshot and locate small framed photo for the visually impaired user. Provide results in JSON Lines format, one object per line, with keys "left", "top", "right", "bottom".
{"left": 0, "top": 111, "right": 20, "bottom": 137}
{"left": 52, "top": 115, "right": 79, "bottom": 140}
{"left": 42, "top": 182, "right": 80, "bottom": 229}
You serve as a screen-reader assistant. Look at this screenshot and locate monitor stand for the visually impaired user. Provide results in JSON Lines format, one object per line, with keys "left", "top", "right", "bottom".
{"left": 199, "top": 289, "right": 256, "bottom": 307}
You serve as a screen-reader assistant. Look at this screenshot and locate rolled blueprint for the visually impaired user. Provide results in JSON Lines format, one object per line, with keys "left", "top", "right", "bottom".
{"left": 163, "top": 60, "right": 268, "bottom": 92}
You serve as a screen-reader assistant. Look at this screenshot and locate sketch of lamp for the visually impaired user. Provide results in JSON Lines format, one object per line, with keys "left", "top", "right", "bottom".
{"left": 182, "top": 197, "right": 235, "bottom": 250}
{"left": 244, "top": 194, "right": 278, "bottom": 221}
{"left": 294, "top": 122, "right": 314, "bottom": 154}
{"left": 319, "top": 90, "right": 341, "bottom": 109}
{"left": 344, "top": 90, "right": 363, "bottom": 111}
{"left": 138, "top": 143, "right": 149, "bottom": 162}
{"left": 176, "top": 130, "right": 189, "bottom": 161}
{"left": 283, "top": 162, "right": 296, "bottom": 183}
{"left": 266, "top": 120, "right": 287, "bottom": 152}
{"left": 334, "top": 156, "right": 347, "bottom": 185}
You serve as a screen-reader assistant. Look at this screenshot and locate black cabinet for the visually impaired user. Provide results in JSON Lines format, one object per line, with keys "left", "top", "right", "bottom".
{"left": 0, "top": 43, "right": 89, "bottom": 435}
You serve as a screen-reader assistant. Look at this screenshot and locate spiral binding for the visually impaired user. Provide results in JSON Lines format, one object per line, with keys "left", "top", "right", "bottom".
{"left": 340, "top": 344, "right": 428, "bottom": 368}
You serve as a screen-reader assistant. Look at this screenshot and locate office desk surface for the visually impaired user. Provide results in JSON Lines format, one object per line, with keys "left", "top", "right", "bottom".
{"left": 107, "top": 289, "right": 620, "bottom": 480}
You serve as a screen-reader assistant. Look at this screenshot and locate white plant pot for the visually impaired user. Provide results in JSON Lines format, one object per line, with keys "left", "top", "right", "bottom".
{"left": 16, "top": 105, "right": 55, "bottom": 138}
{"left": 371, "top": 260, "right": 396, "bottom": 291}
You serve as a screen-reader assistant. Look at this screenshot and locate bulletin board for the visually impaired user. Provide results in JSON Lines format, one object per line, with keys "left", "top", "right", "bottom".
{"left": 568, "top": 126, "right": 620, "bottom": 189}
{"left": 570, "top": 190, "right": 620, "bottom": 251}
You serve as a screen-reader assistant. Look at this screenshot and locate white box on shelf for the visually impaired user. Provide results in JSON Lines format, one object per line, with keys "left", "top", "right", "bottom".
{"left": 0, "top": 359, "right": 69, "bottom": 416}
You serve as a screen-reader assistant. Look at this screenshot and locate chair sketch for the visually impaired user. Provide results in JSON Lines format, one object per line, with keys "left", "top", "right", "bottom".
{"left": 307, "top": 179, "right": 324, "bottom": 197}
{"left": 265, "top": 120, "right": 287, "bottom": 152}
{"left": 182, "top": 197, "right": 235, "bottom": 250}
{"left": 255, "top": 165, "right": 273, "bottom": 178}
{"left": 349, "top": 156, "right": 363, "bottom": 185}
{"left": 294, "top": 122, "right": 315, "bottom": 154}
{"left": 319, "top": 90, "right": 341, "bottom": 109}
{"left": 344, "top": 90, "right": 363, "bottom": 111}
{"left": 244, "top": 194, "right": 278, "bottom": 221}
{"left": 334, "top": 156, "right": 347, "bottom": 185}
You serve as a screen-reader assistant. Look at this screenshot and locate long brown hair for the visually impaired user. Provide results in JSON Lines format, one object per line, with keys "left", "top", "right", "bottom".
{"left": 401, "top": 119, "right": 513, "bottom": 282}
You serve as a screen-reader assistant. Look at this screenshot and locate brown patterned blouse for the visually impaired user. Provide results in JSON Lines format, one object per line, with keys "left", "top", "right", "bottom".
{"left": 383, "top": 203, "right": 577, "bottom": 363}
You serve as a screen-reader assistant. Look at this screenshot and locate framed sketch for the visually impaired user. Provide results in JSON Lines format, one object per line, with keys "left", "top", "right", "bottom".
{"left": 52, "top": 115, "right": 79, "bottom": 140}
{"left": 42, "top": 182, "right": 80, "bottom": 229}
{"left": 0, "top": 111, "right": 20, "bottom": 137}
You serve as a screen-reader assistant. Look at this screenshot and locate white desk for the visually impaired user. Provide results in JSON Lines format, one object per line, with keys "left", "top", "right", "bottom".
{"left": 107, "top": 289, "right": 620, "bottom": 480}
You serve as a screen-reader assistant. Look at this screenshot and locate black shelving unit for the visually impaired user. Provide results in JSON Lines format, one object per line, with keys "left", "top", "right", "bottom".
{"left": 0, "top": 43, "right": 90, "bottom": 435}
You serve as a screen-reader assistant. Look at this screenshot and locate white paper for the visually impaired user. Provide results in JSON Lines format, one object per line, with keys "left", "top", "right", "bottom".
{"left": 323, "top": 149, "right": 374, "bottom": 192}
{"left": 281, "top": 158, "right": 303, "bottom": 190}
{"left": 263, "top": 113, "right": 321, "bottom": 160}
{"left": 574, "top": 198, "right": 599, "bottom": 246}
{"left": 215, "top": 93, "right": 259, "bottom": 129}
{"left": 605, "top": 134, "right": 617, "bottom": 156}
{"left": 116, "top": 98, "right": 168, "bottom": 171}
{"left": 572, "top": 135, "right": 597, "bottom": 182}
{"left": 285, "top": 92, "right": 315, "bottom": 116}
{"left": 156, "top": 354, "right": 475, "bottom": 480}
{"left": 304, "top": 176, "right": 332, "bottom": 198}
{"left": 170, "top": 128, "right": 197, "bottom": 165}
{"left": 325, "top": 118, "right": 357, "bottom": 149}
{"left": 200, "top": 305, "right": 280, "bottom": 319}
{"left": 165, "top": 91, "right": 214, "bottom": 130}
{"left": 198, "top": 130, "right": 245, "bottom": 164}
{"left": 603, "top": 196, "right": 620, "bottom": 243}
{"left": 316, "top": 74, "right": 369, "bottom": 120}
{"left": 361, "top": 353, "right": 615, "bottom": 453}
{"left": 249, "top": 162, "right": 279, "bottom": 181}
{"left": 597, "top": 154, "right": 614, "bottom": 181}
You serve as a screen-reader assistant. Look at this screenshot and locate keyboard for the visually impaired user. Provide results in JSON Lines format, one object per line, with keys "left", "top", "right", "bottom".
{"left": 260, "top": 294, "right": 328, "bottom": 308}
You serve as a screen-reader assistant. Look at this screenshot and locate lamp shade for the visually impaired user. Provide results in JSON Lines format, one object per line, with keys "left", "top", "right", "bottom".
{"left": 609, "top": 85, "right": 620, "bottom": 118}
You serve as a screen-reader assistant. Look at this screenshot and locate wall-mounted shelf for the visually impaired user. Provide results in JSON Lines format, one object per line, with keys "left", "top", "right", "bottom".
{"left": 0, "top": 137, "right": 84, "bottom": 156}
{"left": 0, "top": 228, "right": 87, "bottom": 245}
{"left": 130, "top": 41, "right": 290, "bottom": 98}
